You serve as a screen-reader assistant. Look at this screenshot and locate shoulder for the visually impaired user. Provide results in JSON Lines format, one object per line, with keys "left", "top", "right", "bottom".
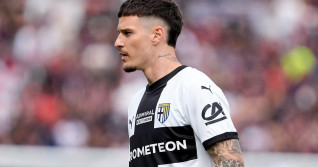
{"left": 178, "top": 67, "right": 221, "bottom": 92}
{"left": 180, "top": 66, "right": 208, "bottom": 78}
{"left": 178, "top": 67, "right": 229, "bottom": 108}
{"left": 174, "top": 67, "right": 211, "bottom": 84}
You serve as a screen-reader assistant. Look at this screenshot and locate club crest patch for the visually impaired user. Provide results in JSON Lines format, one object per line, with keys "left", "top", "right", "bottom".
{"left": 157, "top": 103, "right": 170, "bottom": 123}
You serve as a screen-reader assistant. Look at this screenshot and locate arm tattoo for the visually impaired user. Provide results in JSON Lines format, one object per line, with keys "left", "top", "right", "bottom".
{"left": 158, "top": 53, "right": 178, "bottom": 62}
{"left": 207, "top": 139, "right": 244, "bottom": 167}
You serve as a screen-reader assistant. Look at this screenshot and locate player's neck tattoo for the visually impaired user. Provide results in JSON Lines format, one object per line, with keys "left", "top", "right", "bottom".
{"left": 158, "top": 53, "right": 171, "bottom": 59}
{"left": 158, "top": 53, "right": 178, "bottom": 62}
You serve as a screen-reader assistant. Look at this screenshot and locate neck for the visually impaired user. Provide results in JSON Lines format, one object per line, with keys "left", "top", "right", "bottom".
{"left": 142, "top": 48, "right": 181, "bottom": 85}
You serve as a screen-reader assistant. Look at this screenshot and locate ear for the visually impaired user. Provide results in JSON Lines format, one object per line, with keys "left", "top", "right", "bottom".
{"left": 152, "top": 26, "right": 164, "bottom": 45}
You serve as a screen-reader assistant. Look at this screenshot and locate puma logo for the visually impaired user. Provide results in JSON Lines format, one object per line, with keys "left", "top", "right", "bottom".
{"left": 201, "top": 85, "right": 213, "bottom": 94}
{"left": 129, "top": 116, "right": 134, "bottom": 129}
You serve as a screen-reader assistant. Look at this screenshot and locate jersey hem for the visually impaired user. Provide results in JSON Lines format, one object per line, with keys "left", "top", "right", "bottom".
{"left": 202, "top": 132, "right": 238, "bottom": 150}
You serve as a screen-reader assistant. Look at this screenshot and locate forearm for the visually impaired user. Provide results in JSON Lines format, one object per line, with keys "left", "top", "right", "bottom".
{"left": 207, "top": 139, "right": 244, "bottom": 167}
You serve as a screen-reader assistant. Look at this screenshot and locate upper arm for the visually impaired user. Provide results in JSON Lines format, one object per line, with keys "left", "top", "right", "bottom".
{"left": 185, "top": 73, "right": 237, "bottom": 144}
{"left": 207, "top": 139, "right": 244, "bottom": 167}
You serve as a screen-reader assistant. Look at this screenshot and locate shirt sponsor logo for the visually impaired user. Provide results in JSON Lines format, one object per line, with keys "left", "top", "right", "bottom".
{"left": 202, "top": 102, "right": 227, "bottom": 125}
{"left": 157, "top": 103, "right": 170, "bottom": 123}
{"left": 136, "top": 116, "right": 152, "bottom": 125}
{"left": 130, "top": 140, "right": 187, "bottom": 161}
{"left": 135, "top": 110, "right": 155, "bottom": 126}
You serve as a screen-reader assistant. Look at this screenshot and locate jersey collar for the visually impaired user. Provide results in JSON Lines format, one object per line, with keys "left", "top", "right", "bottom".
{"left": 146, "top": 65, "right": 187, "bottom": 92}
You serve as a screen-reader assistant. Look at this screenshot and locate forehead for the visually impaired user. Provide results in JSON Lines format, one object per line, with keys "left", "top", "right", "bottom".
{"left": 117, "top": 16, "right": 143, "bottom": 30}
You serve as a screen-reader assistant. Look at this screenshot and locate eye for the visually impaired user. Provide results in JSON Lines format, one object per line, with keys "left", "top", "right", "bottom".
{"left": 124, "top": 31, "right": 132, "bottom": 36}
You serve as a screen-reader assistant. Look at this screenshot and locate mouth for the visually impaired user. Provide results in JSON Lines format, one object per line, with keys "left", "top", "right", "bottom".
{"left": 119, "top": 52, "right": 128, "bottom": 61}
{"left": 119, "top": 51, "right": 128, "bottom": 56}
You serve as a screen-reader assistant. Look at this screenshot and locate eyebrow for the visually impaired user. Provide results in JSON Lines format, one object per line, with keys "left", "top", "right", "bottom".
{"left": 117, "top": 28, "right": 134, "bottom": 33}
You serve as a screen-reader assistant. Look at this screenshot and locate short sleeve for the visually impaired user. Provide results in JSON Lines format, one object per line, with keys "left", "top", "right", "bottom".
{"left": 185, "top": 73, "right": 238, "bottom": 150}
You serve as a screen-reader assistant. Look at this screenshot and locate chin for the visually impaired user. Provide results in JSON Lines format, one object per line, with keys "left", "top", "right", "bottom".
{"left": 123, "top": 66, "right": 137, "bottom": 73}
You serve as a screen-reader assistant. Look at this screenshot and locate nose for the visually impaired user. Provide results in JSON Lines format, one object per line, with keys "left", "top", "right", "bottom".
{"left": 114, "top": 34, "right": 124, "bottom": 48}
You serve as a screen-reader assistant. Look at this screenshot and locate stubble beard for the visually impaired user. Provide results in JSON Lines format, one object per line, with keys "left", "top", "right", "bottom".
{"left": 123, "top": 65, "right": 137, "bottom": 73}
{"left": 122, "top": 58, "right": 137, "bottom": 72}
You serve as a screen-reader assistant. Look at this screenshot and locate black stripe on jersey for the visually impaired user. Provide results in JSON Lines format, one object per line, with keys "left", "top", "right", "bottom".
{"left": 202, "top": 132, "right": 239, "bottom": 150}
{"left": 130, "top": 125, "right": 197, "bottom": 167}
{"left": 134, "top": 86, "right": 162, "bottom": 134}
{"left": 131, "top": 65, "right": 192, "bottom": 167}
{"left": 134, "top": 65, "right": 187, "bottom": 135}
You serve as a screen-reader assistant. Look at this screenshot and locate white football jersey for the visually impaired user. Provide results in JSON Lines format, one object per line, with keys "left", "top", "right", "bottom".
{"left": 128, "top": 66, "right": 238, "bottom": 167}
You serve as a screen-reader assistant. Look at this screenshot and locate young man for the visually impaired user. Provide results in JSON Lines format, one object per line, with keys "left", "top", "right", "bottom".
{"left": 114, "top": 0, "right": 244, "bottom": 167}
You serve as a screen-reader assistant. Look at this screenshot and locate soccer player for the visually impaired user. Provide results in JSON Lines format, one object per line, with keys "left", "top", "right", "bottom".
{"left": 114, "top": 0, "right": 244, "bottom": 167}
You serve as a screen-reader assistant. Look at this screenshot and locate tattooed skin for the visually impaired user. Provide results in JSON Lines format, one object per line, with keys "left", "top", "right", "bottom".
{"left": 208, "top": 139, "right": 244, "bottom": 167}
{"left": 158, "top": 53, "right": 178, "bottom": 62}
{"left": 158, "top": 53, "right": 171, "bottom": 58}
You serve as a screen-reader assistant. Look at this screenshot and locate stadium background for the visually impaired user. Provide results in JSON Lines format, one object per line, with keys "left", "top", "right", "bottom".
{"left": 0, "top": 0, "right": 318, "bottom": 166}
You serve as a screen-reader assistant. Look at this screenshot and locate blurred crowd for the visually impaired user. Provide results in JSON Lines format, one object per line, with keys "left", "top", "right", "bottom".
{"left": 0, "top": 0, "right": 317, "bottom": 153}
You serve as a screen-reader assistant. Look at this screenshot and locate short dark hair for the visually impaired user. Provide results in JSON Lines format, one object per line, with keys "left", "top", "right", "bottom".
{"left": 118, "top": 0, "right": 183, "bottom": 48}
